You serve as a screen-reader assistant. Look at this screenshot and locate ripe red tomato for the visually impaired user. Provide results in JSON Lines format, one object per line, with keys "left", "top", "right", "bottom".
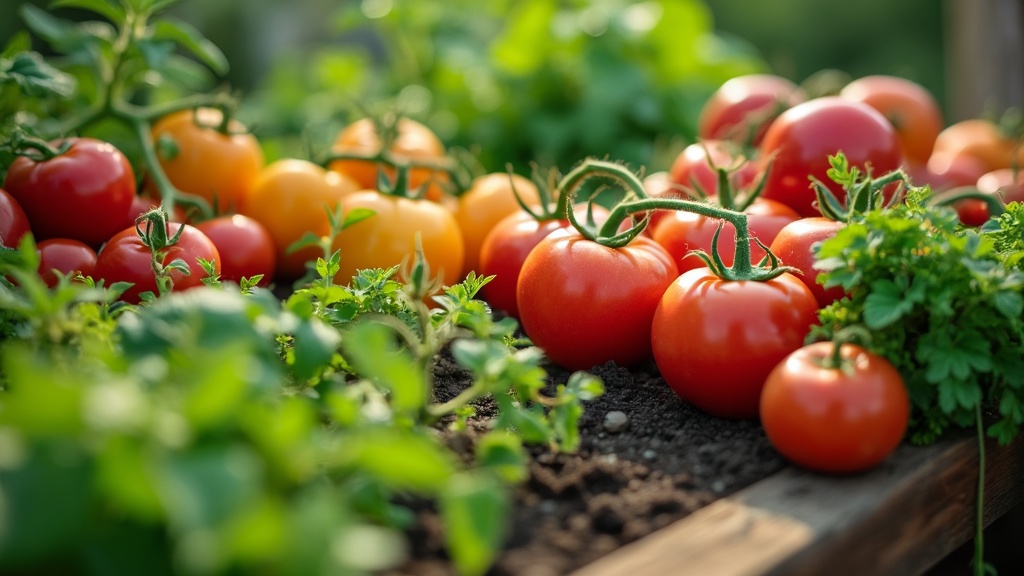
{"left": 758, "top": 97, "right": 904, "bottom": 217}
{"left": 195, "top": 215, "right": 276, "bottom": 286}
{"left": 150, "top": 108, "right": 265, "bottom": 214}
{"left": 759, "top": 341, "right": 909, "bottom": 474}
{"left": 93, "top": 222, "right": 221, "bottom": 303}
{"left": 36, "top": 238, "right": 97, "bottom": 287}
{"left": 517, "top": 229, "right": 677, "bottom": 370}
{"left": 698, "top": 74, "right": 806, "bottom": 146}
{"left": 838, "top": 75, "right": 943, "bottom": 166}
{"left": 955, "top": 168, "right": 1024, "bottom": 226}
{"left": 0, "top": 188, "right": 31, "bottom": 249}
{"left": 478, "top": 203, "right": 610, "bottom": 319}
{"left": 932, "top": 119, "right": 1024, "bottom": 174}
{"left": 650, "top": 197, "right": 799, "bottom": 274}
{"left": 651, "top": 268, "right": 819, "bottom": 419}
{"left": 4, "top": 137, "right": 135, "bottom": 247}
{"left": 768, "top": 217, "right": 846, "bottom": 308}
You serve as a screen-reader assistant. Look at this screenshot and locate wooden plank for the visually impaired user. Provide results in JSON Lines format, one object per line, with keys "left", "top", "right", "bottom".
{"left": 573, "top": 435, "right": 1024, "bottom": 576}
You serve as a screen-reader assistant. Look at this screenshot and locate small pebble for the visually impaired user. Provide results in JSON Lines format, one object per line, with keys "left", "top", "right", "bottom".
{"left": 603, "top": 411, "right": 630, "bottom": 433}
{"left": 711, "top": 480, "right": 727, "bottom": 493}
{"left": 642, "top": 449, "right": 657, "bottom": 461}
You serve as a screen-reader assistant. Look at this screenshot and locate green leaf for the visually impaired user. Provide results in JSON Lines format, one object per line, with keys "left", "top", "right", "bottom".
{"left": 290, "top": 318, "right": 342, "bottom": 382}
{"left": 342, "top": 207, "right": 376, "bottom": 229}
{"left": 159, "top": 445, "right": 264, "bottom": 531}
{"left": 151, "top": 18, "right": 229, "bottom": 75}
{"left": 341, "top": 321, "right": 427, "bottom": 414}
{"left": 862, "top": 278, "right": 913, "bottom": 329}
{"left": 993, "top": 290, "right": 1023, "bottom": 321}
{"left": 342, "top": 428, "right": 456, "bottom": 494}
{"left": 0, "top": 52, "right": 76, "bottom": 98}
{"left": 50, "top": 0, "right": 126, "bottom": 23}
{"left": 566, "top": 371, "right": 605, "bottom": 401}
{"left": 441, "top": 471, "right": 509, "bottom": 576}
{"left": 1, "top": 32, "right": 31, "bottom": 58}
{"left": 475, "top": 432, "right": 528, "bottom": 484}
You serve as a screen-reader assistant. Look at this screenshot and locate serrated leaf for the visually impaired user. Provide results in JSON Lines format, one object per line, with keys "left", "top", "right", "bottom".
{"left": 862, "top": 279, "right": 913, "bottom": 329}
{"left": 1, "top": 52, "right": 76, "bottom": 98}
{"left": 50, "top": 0, "right": 126, "bottom": 23}
{"left": 150, "top": 18, "right": 228, "bottom": 75}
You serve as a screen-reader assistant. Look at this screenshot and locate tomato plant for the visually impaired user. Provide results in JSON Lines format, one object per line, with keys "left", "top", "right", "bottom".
{"left": 666, "top": 140, "right": 757, "bottom": 198}
{"left": 454, "top": 172, "right": 540, "bottom": 276}
{"left": 194, "top": 214, "right": 276, "bottom": 286}
{"left": 758, "top": 97, "right": 904, "bottom": 217}
{"left": 150, "top": 107, "right": 265, "bottom": 214}
{"left": 4, "top": 137, "right": 135, "bottom": 247}
{"left": 35, "top": 238, "right": 97, "bottom": 287}
{"left": 759, "top": 340, "right": 909, "bottom": 474}
{"left": 838, "top": 75, "right": 943, "bottom": 166}
{"left": 0, "top": 188, "right": 30, "bottom": 249}
{"left": 698, "top": 74, "right": 806, "bottom": 146}
{"left": 242, "top": 158, "right": 360, "bottom": 280}
{"left": 93, "top": 214, "right": 220, "bottom": 303}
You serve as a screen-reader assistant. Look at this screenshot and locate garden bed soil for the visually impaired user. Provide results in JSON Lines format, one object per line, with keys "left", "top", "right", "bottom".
{"left": 390, "top": 355, "right": 787, "bottom": 576}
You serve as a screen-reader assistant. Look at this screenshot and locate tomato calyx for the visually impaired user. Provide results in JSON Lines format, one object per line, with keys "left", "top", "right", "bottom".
{"left": 813, "top": 153, "right": 910, "bottom": 222}
{"left": 558, "top": 158, "right": 796, "bottom": 282}
{"left": 813, "top": 325, "right": 874, "bottom": 374}
{"left": 134, "top": 207, "right": 193, "bottom": 298}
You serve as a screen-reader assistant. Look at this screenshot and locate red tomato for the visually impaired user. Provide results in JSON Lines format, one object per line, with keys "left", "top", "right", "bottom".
{"left": 4, "top": 138, "right": 135, "bottom": 247}
{"left": 93, "top": 222, "right": 220, "bottom": 303}
{"left": 839, "top": 75, "right": 943, "bottom": 166}
{"left": 517, "top": 229, "right": 677, "bottom": 370}
{"left": 759, "top": 341, "right": 909, "bottom": 474}
{"left": 758, "top": 97, "right": 904, "bottom": 217}
{"left": 698, "top": 74, "right": 807, "bottom": 146}
{"left": 932, "top": 119, "right": 1024, "bottom": 174}
{"left": 36, "top": 238, "right": 97, "bottom": 287}
{"left": 0, "top": 188, "right": 31, "bottom": 248}
{"left": 768, "top": 217, "right": 846, "bottom": 308}
{"left": 956, "top": 168, "right": 1024, "bottom": 226}
{"left": 650, "top": 197, "right": 799, "bottom": 274}
{"left": 651, "top": 268, "right": 819, "bottom": 419}
{"left": 667, "top": 140, "right": 757, "bottom": 198}
{"left": 195, "top": 215, "right": 276, "bottom": 286}
{"left": 478, "top": 203, "right": 610, "bottom": 319}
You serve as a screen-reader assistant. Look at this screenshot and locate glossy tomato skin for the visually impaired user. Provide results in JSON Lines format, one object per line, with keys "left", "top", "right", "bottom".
{"left": 517, "top": 229, "right": 678, "bottom": 371}
{"left": 93, "top": 223, "right": 220, "bottom": 304}
{"left": 838, "top": 75, "right": 943, "bottom": 166}
{"left": 760, "top": 342, "right": 909, "bottom": 474}
{"left": 242, "top": 159, "right": 360, "bottom": 280}
{"left": 4, "top": 138, "right": 135, "bottom": 247}
{"left": 698, "top": 74, "right": 806, "bottom": 146}
{"left": 195, "top": 215, "right": 276, "bottom": 286}
{"left": 151, "top": 108, "right": 264, "bottom": 214}
{"left": 650, "top": 197, "right": 799, "bottom": 274}
{"left": 768, "top": 217, "right": 846, "bottom": 308}
{"left": 454, "top": 172, "right": 540, "bottom": 276}
{"left": 651, "top": 269, "right": 819, "bottom": 419}
{"left": 758, "top": 97, "right": 904, "bottom": 217}
{"left": 332, "top": 191, "right": 465, "bottom": 288}
{"left": 0, "top": 188, "right": 31, "bottom": 248}
{"left": 667, "top": 140, "right": 757, "bottom": 198}
{"left": 478, "top": 204, "right": 610, "bottom": 319}
{"left": 932, "top": 119, "right": 1024, "bottom": 174}
{"left": 957, "top": 168, "right": 1024, "bottom": 226}
{"left": 36, "top": 238, "right": 97, "bottom": 287}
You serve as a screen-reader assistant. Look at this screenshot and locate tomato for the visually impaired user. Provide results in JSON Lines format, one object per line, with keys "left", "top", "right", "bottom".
{"left": 454, "top": 172, "right": 540, "bottom": 276}
{"left": 667, "top": 140, "right": 758, "bottom": 197}
{"left": 768, "top": 217, "right": 846, "bottom": 308}
{"left": 36, "top": 238, "right": 97, "bottom": 287}
{"left": 759, "top": 341, "right": 909, "bottom": 474}
{"left": 517, "top": 229, "right": 677, "bottom": 370}
{"left": 954, "top": 167, "right": 1024, "bottom": 226}
{"left": 242, "top": 159, "right": 360, "bottom": 280}
{"left": 0, "top": 188, "right": 31, "bottom": 249}
{"left": 838, "top": 75, "right": 943, "bottom": 165}
{"left": 650, "top": 197, "right": 799, "bottom": 274}
{"left": 478, "top": 203, "right": 610, "bottom": 319}
{"left": 698, "top": 74, "right": 806, "bottom": 146}
{"left": 331, "top": 190, "right": 465, "bottom": 289}
{"left": 328, "top": 117, "right": 450, "bottom": 203}
{"left": 931, "top": 119, "right": 1024, "bottom": 174}
{"left": 4, "top": 137, "right": 135, "bottom": 247}
{"left": 651, "top": 268, "right": 819, "bottom": 419}
{"left": 758, "top": 97, "right": 904, "bottom": 217}
{"left": 150, "top": 108, "right": 264, "bottom": 214}
{"left": 93, "top": 222, "right": 220, "bottom": 303}
{"left": 195, "top": 214, "right": 276, "bottom": 286}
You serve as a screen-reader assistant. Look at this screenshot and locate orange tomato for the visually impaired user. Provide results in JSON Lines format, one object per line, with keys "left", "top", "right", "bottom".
{"left": 931, "top": 119, "right": 1024, "bottom": 174}
{"left": 454, "top": 172, "right": 540, "bottom": 276}
{"left": 151, "top": 108, "right": 264, "bottom": 214}
{"left": 328, "top": 117, "right": 451, "bottom": 202}
{"left": 332, "top": 191, "right": 464, "bottom": 289}
{"left": 839, "top": 75, "right": 944, "bottom": 165}
{"left": 242, "top": 159, "right": 360, "bottom": 280}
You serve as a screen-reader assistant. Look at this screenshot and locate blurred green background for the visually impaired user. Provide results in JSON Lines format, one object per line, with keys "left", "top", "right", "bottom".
{"left": 2, "top": 0, "right": 948, "bottom": 174}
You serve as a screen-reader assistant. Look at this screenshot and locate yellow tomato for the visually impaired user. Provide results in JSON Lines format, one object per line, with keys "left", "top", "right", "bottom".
{"left": 454, "top": 172, "right": 540, "bottom": 276}
{"left": 242, "top": 159, "right": 360, "bottom": 280}
{"left": 332, "top": 191, "right": 465, "bottom": 289}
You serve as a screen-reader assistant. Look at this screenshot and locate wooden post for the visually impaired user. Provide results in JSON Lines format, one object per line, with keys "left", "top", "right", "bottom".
{"left": 945, "top": 0, "right": 1024, "bottom": 121}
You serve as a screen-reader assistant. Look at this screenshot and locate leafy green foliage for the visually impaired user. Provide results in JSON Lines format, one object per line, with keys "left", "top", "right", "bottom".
{"left": 813, "top": 191, "right": 1024, "bottom": 445}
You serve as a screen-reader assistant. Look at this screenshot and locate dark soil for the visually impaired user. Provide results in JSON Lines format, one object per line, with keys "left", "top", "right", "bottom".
{"left": 391, "top": 353, "right": 787, "bottom": 576}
